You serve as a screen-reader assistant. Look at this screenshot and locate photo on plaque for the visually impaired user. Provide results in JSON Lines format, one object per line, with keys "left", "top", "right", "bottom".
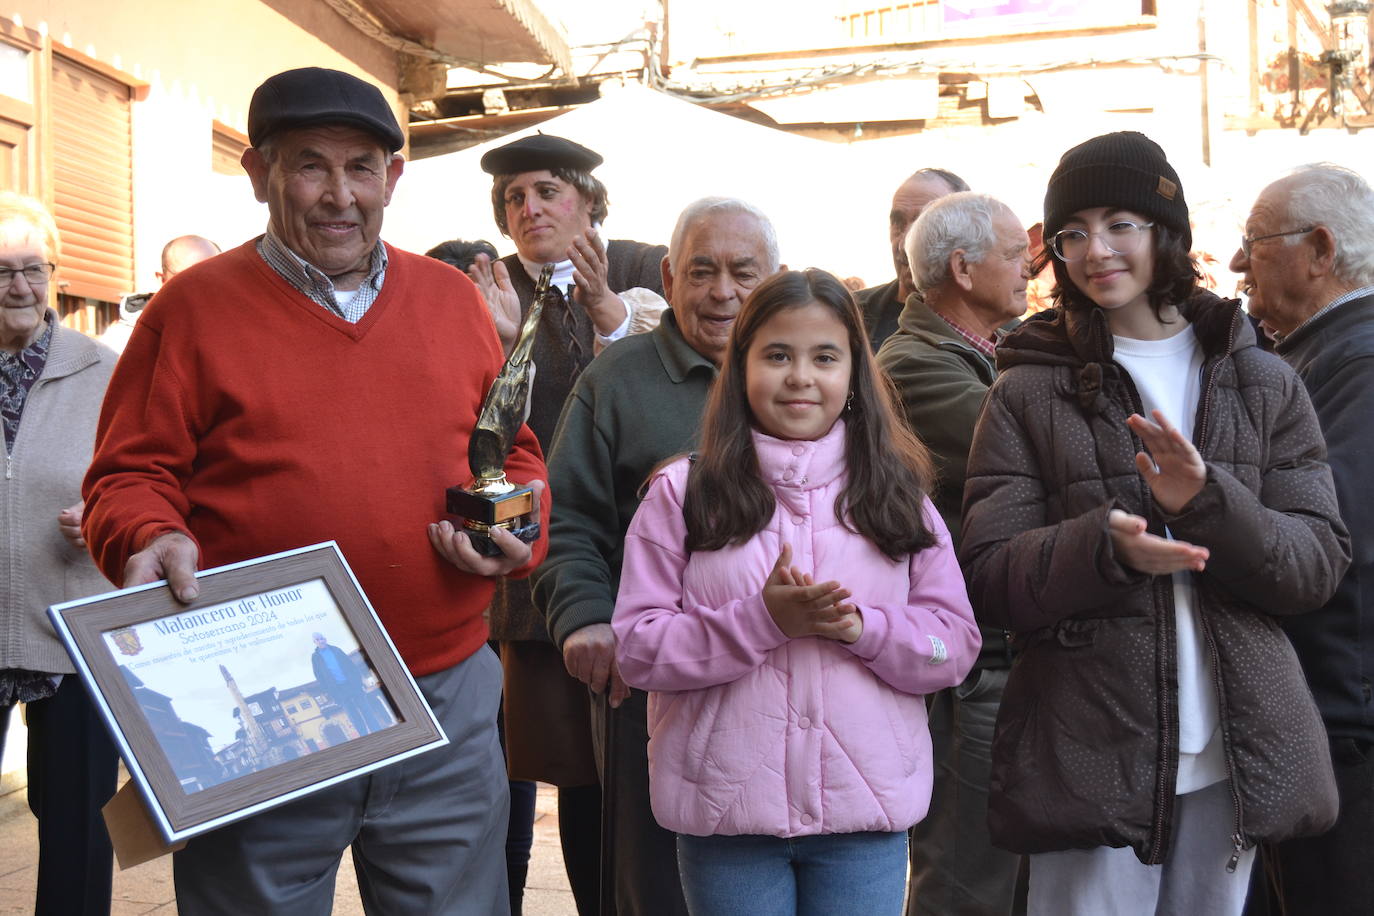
{"left": 49, "top": 542, "right": 446, "bottom": 844}
{"left": 103, "top": 577, "right": 397, "bottom": 793}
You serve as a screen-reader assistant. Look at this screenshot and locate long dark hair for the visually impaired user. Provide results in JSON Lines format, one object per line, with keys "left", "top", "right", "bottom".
{"left": 1032, "top": 221, "right": 1201, "bottom": 318}
{"left": 683, "top": 268, "right": 937, "bottom": 561}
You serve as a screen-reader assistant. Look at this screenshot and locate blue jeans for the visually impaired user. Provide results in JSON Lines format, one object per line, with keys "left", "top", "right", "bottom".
{"left": 677, "top": 831, "right": 908, "bottom": 916}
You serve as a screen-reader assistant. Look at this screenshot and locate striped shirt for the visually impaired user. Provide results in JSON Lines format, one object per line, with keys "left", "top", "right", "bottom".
{"left": 255, "top": 231, "right": 388, "bottom": 323}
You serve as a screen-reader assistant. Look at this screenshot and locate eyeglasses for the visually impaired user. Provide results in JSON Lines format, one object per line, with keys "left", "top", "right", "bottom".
{"left": 1050, "top": 221, "right": 1154, "bottom": 262}
{"left": 0, "top": 262, "right": 55, "bottom": 288}
{"left": 1239, "top": 227, "right": 1315, "bottom": 258}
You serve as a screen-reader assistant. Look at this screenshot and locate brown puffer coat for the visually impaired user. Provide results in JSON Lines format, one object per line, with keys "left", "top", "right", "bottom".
{"left": 960, "top": 291, "right": 1350, "bottom": 865}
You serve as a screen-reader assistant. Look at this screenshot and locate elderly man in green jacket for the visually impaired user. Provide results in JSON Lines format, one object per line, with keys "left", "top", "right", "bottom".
{"left": 532, "top": 196, "right": 781, "bottom": 916}
{"left": 875, "top": 190, "right": 1029, "bottom": 916}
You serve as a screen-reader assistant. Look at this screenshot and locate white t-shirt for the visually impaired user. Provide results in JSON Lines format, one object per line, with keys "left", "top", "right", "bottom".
{"left": 1113, "top": 324, "right": 1226, "bottom": 794}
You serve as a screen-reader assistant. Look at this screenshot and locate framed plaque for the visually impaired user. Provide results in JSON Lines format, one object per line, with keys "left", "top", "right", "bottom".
{"left": 48, "top": 541, "right": 447, "bottom": 845}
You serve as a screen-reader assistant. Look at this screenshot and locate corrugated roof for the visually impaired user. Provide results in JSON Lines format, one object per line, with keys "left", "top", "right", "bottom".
{"left": 363, "top": 0, "right": 573, "bottom": 71}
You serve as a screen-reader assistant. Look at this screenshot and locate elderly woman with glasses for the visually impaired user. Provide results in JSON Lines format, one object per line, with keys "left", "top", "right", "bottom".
{"left": 958, "top": 132, "right": 1350, "bottom": 915}
{"left": 0, "top": 190, "right": 120, "bottom": 915}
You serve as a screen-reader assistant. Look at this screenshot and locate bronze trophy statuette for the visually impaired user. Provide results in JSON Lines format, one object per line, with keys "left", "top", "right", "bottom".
{"left": 445, "top": 264, "right": 552, "bottom": 557}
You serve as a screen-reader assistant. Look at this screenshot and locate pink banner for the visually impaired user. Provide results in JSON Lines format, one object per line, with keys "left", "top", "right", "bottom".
{"left": 943, "top": 0, "right": 1141, "bottom": 26}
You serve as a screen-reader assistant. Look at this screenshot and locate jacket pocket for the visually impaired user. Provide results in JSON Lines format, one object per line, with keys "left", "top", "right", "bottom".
{"left": 1054, "top": 618, "right": 1100, "bottom": 648}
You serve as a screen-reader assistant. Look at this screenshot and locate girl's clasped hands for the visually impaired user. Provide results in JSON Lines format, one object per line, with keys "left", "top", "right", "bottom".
{"left": 762, "top": 542, "right": 862, "bottom": 643}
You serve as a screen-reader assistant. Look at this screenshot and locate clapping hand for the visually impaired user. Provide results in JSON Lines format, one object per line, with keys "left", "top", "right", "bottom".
{"left": 1108, "top": 509, "right": 1208, "bottom": 575}
{"left": 1127, "top": 410, "right": 1206, "bottom": 515}
{"left": 763, "top": 544, "right": 863, "bottom": 644}
{"left": 568, "top": 228, "right": 627, "bottom": 335}
{"left": 467, "top": 253, "right": 521, "bottom": 355}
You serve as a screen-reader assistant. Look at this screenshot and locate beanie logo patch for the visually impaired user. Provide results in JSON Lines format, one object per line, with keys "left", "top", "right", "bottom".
{"left": 1156, "top": 176, "right": 1178, "bottom": 200}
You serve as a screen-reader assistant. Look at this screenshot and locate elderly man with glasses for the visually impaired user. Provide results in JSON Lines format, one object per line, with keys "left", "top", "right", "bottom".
{"left": 875, "top": 190, "right": 1029, "bottom": 916}
{"left": 1230, "top": 163, "right": 1374, "bottom": 916}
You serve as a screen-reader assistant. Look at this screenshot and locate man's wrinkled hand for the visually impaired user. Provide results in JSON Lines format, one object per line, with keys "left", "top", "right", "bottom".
{"left": 562, "top": 623, "right": 629, "bottom": 708}
{"left": 429, "top": 480, "right": 545, "bottom": 577}
{"left": 125, "top": 532, "right": 201, "bottom": 603}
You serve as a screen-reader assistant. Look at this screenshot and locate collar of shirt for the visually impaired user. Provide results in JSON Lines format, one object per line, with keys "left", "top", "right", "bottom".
{"left": 1282, "top": 284, "right": 1374, "bottom": 341}
{"left": 932, "top": 309, "right": 998, "bottom": 359}
{"left": 256, "top": 231, "right": 388, "bottom": 324}
{"left": 515, "top": 222, "right": 605, "bottom": 294}
{"left": 516, "top": 252, "right": 575, "bottom": 292}
{"left": 654, "top": 311, "right": 717, "bottom": 384}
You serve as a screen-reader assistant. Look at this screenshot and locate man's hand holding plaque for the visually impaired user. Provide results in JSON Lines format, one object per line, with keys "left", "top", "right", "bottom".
{"left": 444, "top": 265, "right": 553, "bottom": 560}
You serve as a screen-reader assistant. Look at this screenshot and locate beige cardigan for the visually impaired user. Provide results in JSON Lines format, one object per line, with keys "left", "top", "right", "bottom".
{"left": 2, "top": 314, "right": 116, "bottom": 674}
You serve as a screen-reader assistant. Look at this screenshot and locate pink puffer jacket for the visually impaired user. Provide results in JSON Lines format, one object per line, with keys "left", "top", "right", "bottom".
{"left": 613, "top": 422, "right": 980, "bottom": 838}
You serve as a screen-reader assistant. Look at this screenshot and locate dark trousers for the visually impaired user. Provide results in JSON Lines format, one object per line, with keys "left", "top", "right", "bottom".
{"left": 16, "top": 675, "right": 121, "bottom": 916}
{"left": 558, "top": 782, "right": 602, "bottom": 915}
{"left": 1246, "top": 735, "right": 1374, "bottom": 916}
{"left": 906, "top": 667, "right": 1024, "bottom": 916}
{"left": 589, "top": 688, "right": 688, "bottom": 916}
{"left": 507, "top": 778, "right": 536, "bottom": 916}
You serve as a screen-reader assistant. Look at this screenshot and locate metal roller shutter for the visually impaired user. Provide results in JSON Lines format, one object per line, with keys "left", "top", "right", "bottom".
{"left": 52, "top": 54, "right": 133, "bottom": 304}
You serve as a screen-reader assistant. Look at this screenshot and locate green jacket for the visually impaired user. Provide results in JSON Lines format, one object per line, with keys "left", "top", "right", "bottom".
{"left": 533, "top": 312, "right": 717, "bottom": 647}
{"left": 876, "top": 295, "right": 1009, "bottom": 667}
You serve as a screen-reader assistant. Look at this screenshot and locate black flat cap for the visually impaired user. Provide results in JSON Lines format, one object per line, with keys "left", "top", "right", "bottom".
{"left": 480, "top": 133, "right": 603, "bottom": 175}
{"left": 248, "top": 67, "right": 404, "bottom": 152}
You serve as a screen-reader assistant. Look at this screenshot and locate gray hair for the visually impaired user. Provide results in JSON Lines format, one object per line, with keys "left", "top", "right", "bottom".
{"left": 1284, "top": 163, "right": 1374, "bottom": 287}
{"left": 907, "top": 191, "right": 1015, "bottom": 292}
{"left": 668, "top": 197, "right": 780, "bottom": 276}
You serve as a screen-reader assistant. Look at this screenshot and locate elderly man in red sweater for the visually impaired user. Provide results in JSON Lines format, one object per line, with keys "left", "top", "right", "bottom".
{"left": 81, "top": 67, "right": 547, "bottom": 915}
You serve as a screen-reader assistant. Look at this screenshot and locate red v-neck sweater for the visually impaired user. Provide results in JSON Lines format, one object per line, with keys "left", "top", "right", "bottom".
{"left": 83, "top": 241, "right": 549, "bottom": 676}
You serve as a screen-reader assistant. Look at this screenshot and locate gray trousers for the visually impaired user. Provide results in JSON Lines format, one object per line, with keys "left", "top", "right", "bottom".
{"left": 173, "top": 646, "right": 511, "bottom": 916}
{"left": 1028, "top": 779, "right": 1256, "bottom": 916}
{"left": 906, "top": 666, "right": 1023, "bottom": 916}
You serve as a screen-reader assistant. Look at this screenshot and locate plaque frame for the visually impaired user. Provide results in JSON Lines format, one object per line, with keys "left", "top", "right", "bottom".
{"left": 48, "top": 541, "right": 447, "bottom": 844}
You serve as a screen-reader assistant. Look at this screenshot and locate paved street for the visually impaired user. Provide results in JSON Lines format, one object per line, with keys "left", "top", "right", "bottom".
{"left": 0, "top": 717, "right": 576, "bottom": 914}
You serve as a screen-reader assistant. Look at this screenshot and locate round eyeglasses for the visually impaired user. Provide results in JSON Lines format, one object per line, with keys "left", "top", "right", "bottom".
{"left": 0, "top": 262, "right": 55, "bottom": 289}
{"left": 1050, "top": 221, "right": 1154, "bottom": 262}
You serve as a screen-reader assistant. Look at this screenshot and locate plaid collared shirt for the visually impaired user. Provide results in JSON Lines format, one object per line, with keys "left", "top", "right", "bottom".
{"left": 256, "top": 231, "right": 388, "bottom": 323}
{"left": 933, "top": 310, "right": 998, "bottom": 359}
{"left": 1281, "top": 284, "right": 1374, "bottom": 342}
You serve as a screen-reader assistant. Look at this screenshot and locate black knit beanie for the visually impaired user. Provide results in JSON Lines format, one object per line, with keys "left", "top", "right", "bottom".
{"left": 1043, "top": 131, "right": 1191, "bottom": 251}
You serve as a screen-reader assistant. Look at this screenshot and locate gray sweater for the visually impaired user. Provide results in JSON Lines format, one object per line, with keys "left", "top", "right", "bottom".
{"left": 2, "top": 316, "right": 116, "bottom": 674}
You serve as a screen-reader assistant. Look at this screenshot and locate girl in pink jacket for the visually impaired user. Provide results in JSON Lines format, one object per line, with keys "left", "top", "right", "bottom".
{"left": 613, "top": 268, "right": 982, "bottom": 915}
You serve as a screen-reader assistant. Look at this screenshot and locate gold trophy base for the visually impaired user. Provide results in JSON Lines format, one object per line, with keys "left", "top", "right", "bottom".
{"left": 445, "top": 475, "right": 539, "bottom": 558}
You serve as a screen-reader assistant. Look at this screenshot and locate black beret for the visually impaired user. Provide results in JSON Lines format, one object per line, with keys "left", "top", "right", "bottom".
{"left": 480, "top": 133, "right": 603, "bottom": 176}
{"left": 248, "top": 67, "right": 404, "bottom": 152}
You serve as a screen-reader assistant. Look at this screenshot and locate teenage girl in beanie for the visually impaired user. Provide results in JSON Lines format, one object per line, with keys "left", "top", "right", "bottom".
{"left": 612, "top": 269, "right": 981, "bottom": 915}
{"left": 959, "top": 132, "right": 1349, "bottom": 914}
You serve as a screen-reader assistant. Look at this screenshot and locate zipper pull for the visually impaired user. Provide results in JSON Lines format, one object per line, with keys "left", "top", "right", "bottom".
{"left": 1225, "top": 833, "right": 1244, "bottom": 873}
